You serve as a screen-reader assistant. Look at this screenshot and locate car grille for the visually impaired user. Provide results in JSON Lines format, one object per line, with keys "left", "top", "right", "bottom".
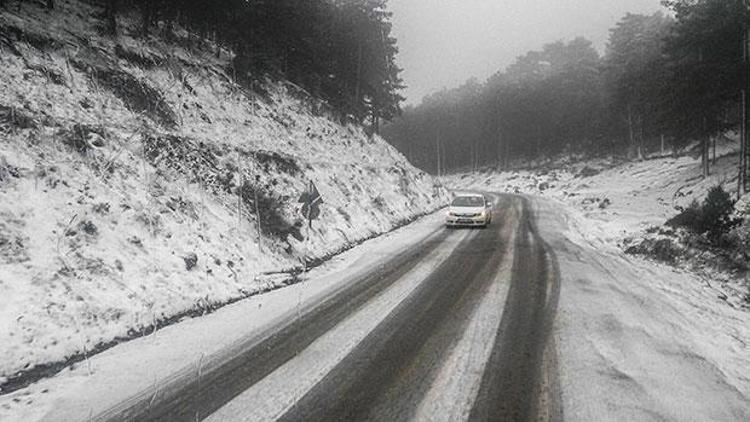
{"left": 452, "top": 213, "right": 481, "bottom": 217}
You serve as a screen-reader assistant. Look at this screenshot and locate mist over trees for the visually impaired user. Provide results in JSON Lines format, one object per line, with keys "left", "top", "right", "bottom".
{"left": 382, "top": 0, "right": 750, "bottom": 176}
{"left": 72, "top": 0, "right": 404, "bottom": 127}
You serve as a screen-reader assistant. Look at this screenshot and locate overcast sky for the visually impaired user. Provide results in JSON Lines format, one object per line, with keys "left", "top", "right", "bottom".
{"left": 389, "top": 0, "right": 667, "bottom": 105}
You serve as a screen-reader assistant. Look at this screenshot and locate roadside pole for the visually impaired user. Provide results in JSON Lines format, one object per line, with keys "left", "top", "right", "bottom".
{"left": 304, "top": 205, "right": 311, "bottom": 272}
{"left": 236, "top": 151, "right": 242, "bottom": 233}
{"left": 254, "top": 188, "right": 262, "bottom": 253}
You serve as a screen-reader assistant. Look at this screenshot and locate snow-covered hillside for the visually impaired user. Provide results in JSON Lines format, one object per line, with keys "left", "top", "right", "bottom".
{"left": 0, "top": 2, "right": 447, "bottom": 390}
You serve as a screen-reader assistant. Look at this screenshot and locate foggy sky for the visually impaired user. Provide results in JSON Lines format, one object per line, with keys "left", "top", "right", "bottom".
{"left": 389, "top": 0, "right": 666, "bottom": 105}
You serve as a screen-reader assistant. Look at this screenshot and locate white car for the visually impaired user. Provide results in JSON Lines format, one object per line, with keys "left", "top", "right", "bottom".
{"left": 445, "top": 194, "right": 492, "bottom": 228}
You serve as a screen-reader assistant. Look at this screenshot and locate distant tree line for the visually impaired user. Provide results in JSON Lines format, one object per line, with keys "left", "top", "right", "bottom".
{"left": 382, "top": 0, "right": 750, "bottom": 179}
{"left": 0, "top": 0, "right": 404, "bottom": 128}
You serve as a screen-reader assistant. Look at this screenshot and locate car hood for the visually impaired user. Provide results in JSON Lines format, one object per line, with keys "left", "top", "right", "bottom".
{"left": 448, "top": 206, "right": 485, "bottom": 214}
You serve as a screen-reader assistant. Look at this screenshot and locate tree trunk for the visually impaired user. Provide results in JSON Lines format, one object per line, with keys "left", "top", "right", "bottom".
{"left": 741, "top": 89, "right": 748, "bottom": 198}
{"left": 354, "top": 42, "right": 363, "bottom": 119}
{"left": 705, "top": 136, "right": 710, "bottom": 176}
{"left": 140, "top": 0, "right": 152, "bottom": 36}
{"left": 496, "top": 129, "right": 504, "bottom": 168}
{"left": 627, "top": 104, "right": 636, "bottom": 159}
{"left": 712, "top": 135, "right": 716, "bottom": 165}
{"left": 739, "top": 24, "right": 750, "bottom": 198}
{"left": 106, "top": 0, "right": 118, "bottom": 36}
{"left": 436, "top": 128, "right": 441, "bottom": 177}
{"left": 536, "top": 124, "right": 543, "bottom": 160}
{"left": 475, "top": 142, "right": 480, "bottom": 172}
{"left": 660, "top": 134, "right": 665, "bottom": 156}
{"left": 702, "top": 132, "right": 710, "bottom": 178}
{"left": 638, "top": 113, "right": 644, "bottom": 160}
{"left": 504, "top": 136, "right": 511, "bottom": 169}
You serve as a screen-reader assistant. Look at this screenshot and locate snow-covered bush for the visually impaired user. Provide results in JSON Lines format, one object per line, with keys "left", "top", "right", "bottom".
{"left": 667, "top": 185, "right": 740, "bottom": 244}
{"left": 727, "top": 217, "right": 750, "bottom": 262}
{"left": 625, "top": 235, "right": 682, "bottom": 263}
{"left": 239, "top": 179, "right": 302, "bottom": 241}
{"left": 666, "top": 200, "right": 703, "bottom": 232}
{"left": 702, "top": 186, "right": 741, "bottom": 241}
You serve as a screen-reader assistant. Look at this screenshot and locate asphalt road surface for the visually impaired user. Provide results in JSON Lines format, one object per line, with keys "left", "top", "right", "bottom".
{"left": 97, "top": 194, "right": 562, "bottom": 422}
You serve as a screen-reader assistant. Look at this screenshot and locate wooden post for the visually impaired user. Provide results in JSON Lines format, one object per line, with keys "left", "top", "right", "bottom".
{"left": 254, "top": 189, "right": 262, "bottom": 253}
{"left": 303, "top": 201, "right": 311, "bottom": 272}
{"left": 237, "top": 153, "right": 242, "bottom": 233}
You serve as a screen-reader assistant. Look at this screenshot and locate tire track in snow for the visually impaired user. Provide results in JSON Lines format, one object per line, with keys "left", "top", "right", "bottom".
{"left": 205, "top": 227, "right": 475, "bottom": 421}
{"left": 98, "top": 194, "right": 561, "bottom": 422}
{"left": 275, "top": 196, "right": 520, "bottom": 422}
{"left": 96, "top": 226, "right": 454, "bottom": 422}
{"left": 409, "top": 198, "right": 519, "bottom": 422}
{"left": 468, "top": 195, "right": 562, "bottom": 422}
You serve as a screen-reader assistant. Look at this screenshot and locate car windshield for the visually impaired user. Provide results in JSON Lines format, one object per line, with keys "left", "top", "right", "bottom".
{"left": 451, "top": 196, "right": 484, "bottom": 207}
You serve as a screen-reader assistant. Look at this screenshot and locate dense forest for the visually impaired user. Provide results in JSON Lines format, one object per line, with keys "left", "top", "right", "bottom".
{"left": 0, "top": 0, "right": 405, "bottom": 129}
{"left": 382, "top": 0, "right": 750, "bottom": 181}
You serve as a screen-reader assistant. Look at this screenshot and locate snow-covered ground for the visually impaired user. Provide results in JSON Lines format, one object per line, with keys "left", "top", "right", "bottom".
{"left": 0, "top": 1, "right": 447, "bottom": 391}
{"left": 448, "top": 137, "right": 749, "bottom": 307}
{"left": 448, "top": 145, "right": 750, "bottom": 420}
{"left": 451, "top": 143, "right": 737, "bottom": 240}
{"left": 534, "top": 196, "right": 750, "bottom": 420}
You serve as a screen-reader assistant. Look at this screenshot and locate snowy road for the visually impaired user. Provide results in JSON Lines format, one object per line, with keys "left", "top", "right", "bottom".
{"left": 89, "top": 194, "right": 561, "bottom": 422}
{"left": 11, "top": 188, "right": 749, "bottom": 422}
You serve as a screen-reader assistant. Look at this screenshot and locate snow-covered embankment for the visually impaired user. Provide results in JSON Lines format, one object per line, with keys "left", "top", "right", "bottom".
{"left": 0, "top": 1, "right": 447, "bottom": 391}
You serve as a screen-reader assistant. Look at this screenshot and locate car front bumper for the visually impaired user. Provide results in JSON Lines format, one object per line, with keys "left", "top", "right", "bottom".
{"left": 445, "top": 216, "right": 489, "bottom": 227}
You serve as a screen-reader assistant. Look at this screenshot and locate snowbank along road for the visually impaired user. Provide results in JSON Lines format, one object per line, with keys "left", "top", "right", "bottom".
{"left": 89, "top": 194, "right": 562, "bottom": 422}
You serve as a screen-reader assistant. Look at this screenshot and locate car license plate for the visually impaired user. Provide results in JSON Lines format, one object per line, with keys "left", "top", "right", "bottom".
{"left": 458, "top": 219, "right": 472, "bottom": 224}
